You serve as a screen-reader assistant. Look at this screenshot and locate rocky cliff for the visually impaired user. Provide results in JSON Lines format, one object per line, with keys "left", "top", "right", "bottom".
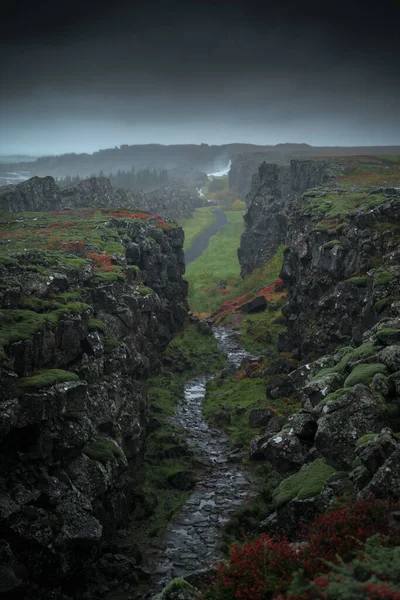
{"left": 238, "top": 159, "right": 340, "bottom": 277}
{"left": 280, "top": 186, "right": 400, "bottom": 359}
{"left": 0, "top": 206, "right": 188, "bottom": 598}
{"left": 249, "top": 193, "right": 400, "bottom": 537}
{"left": 0, "top": 176, "right": 198, "bottom": 220}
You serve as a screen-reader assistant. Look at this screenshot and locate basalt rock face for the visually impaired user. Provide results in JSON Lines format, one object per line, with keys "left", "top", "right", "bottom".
{"left": 0, "top": 215, "right": 188, "bottom": 599}
{"left": 0, "top": 176, "right": 198, "bottom": 220}
{"left": 138, "top": 185, "right": 199, "bottom": 220}
{"left": 238, "top": 160, "right": 340, "bottom": 277}
{"left": 280, "top": 189, "right": 400, "bottom": 359}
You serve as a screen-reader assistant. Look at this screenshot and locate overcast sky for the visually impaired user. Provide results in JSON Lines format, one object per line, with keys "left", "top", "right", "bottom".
{"left": 1, "top": 0, "right": 399, "bottom": 155}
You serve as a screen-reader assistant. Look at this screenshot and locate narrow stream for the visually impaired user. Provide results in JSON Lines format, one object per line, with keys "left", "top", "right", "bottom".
{"left": 140, "top": 326, "right": 259, "bottom": 597}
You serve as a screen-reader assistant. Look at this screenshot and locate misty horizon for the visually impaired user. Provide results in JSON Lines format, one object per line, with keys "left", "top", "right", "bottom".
{"left": 1, "top": 0, "right": 399, "bottom": 157}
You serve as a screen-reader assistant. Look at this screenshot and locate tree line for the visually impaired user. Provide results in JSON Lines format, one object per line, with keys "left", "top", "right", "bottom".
{"left": 58, "top": 166, "right": 169, "bottom": 191}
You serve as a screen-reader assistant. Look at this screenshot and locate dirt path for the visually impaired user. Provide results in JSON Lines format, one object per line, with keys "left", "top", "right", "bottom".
{"left": 184, "top": 208, "right": 228, "bottom": 265}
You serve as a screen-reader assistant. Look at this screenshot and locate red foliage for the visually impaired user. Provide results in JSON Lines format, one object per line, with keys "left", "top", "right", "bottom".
{"left": 210, "top": 498, "right": 399, "bottom": 600}
{"left": 87, "top": 252, "right": 115, "bottom": 272}
{"left": 300, "top": 497, "right": 392, "bottom": 575}
{"left": 361, "top": 583, "right": 400, "bottom": 600}
{"left": 215, "top": 533, "right": 298, "bottom": 600}
{"left": 104, "top": 209, "right": 172, "bottom": 231}
{"left": 213, "top": 278, "right": 287, "bottom": 322}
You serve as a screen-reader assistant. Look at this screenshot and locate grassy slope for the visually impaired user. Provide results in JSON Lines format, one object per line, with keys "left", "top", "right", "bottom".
{"left": 185, "top": 209, "right": 245, "bottom": 313}
{"left": 180, "top": 205, "right": 216, "bottom": 252}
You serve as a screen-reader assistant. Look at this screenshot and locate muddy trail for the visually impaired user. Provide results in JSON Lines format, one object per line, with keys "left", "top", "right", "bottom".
{"left": 136, "top": 326, "right": 259, "bottom": 598}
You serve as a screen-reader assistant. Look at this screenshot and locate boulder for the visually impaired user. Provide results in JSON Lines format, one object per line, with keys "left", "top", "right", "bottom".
{"left": 315, "top": 385, "right": 385, "bottom": 469}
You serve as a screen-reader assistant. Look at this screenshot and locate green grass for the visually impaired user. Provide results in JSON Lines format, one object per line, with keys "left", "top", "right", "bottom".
{"left": 304, "top": 189, "right": 395, "bottom": 225}
{"left": 273, "top": 459, "right": 337, "bottom": 508}
{"left": 185, "top": 209, "right": 245, "bottom": 313}
{"left": 241, "top": 309, "right": 286, "bottom": 355}
{"left": 180, "top": 206, "right": 217, "bottom": 252}
{"left": 17, "top": 369, "right": 79, "bottom": 393}
{"left": 203, "top": 373, "right": 299, "bottom": 448}
{"left": 0, "top": 303, "right": 91, "bottom": 360}
{"left": 84, "top": 437, "right": 124, "bottom": 464}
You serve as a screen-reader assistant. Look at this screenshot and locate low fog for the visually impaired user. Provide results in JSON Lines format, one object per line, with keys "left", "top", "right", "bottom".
{"left": 1, "top": 0, "right": 399, "bottom": 155}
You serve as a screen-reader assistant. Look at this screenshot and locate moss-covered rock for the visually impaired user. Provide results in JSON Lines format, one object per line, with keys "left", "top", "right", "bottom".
{"left": 17, "top": 369, "right": 79, "bottom": 393}
{"left": 152, "top": 578, "right": 199, "bottom": 600}
{"left": 344, "top": 363, "right": 389, "bottom": 387}
{"left": 376, "top": 328, "right": 400, "bottom": 345}
{"left": 273, "top": 459, "right": 337, "bottom": 508}
{"left": 84, "top": 437, "right": 125, "bottom": 464}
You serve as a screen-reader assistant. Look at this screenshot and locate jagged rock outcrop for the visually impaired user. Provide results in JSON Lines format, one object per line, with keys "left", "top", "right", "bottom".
{"left": 0, "top": 209, "right": 188, "bottom": 598}
{"left": 280, "top": 190, "right": 400, "bottom": 358}
{"left": 238, "top": 160, "right": 340, "bottom": 277}
{"left": 0, "top": 176, "right": 198, "bottom": 220}
{"left": 138, "top": 185, "right": 199, "bottom": 220}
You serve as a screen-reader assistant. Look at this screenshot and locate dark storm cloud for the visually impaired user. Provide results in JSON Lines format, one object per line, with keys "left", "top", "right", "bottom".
{"left": 1, "top": 1, "right": 399, "bottom": 154}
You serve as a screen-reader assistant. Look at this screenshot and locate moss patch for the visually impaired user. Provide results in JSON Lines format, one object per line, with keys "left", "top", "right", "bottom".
{"left": 273, "top": 459, "right": 337, "bottom": 508}
{"left": 373, "top": 270, "right": 398, "bottom": 289}
{"left": 88, "top": 318, "right": 106, "bottom": 333}
{"left": 17, "top": 368, "right": 79, "bottom": 393}
{"left": 138, "top": 285, "right": 153, "bottom": 296}
{"left": 343, "top": 276, "right": 368, "bottom": 287}
{"left": 84, "top": 437, "right": 124, "bottom": 464}
{"left": 344, "top": 363, "right": 389, "bottom": 387}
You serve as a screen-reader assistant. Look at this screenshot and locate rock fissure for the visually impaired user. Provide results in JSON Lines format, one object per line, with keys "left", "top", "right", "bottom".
{"left": 137, "top": 327, "right": 259, "bottom": 598}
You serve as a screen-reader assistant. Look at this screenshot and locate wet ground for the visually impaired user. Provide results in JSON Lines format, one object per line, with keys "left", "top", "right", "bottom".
{"left": 139, "top": 327, "right": 259, "bottom": 597}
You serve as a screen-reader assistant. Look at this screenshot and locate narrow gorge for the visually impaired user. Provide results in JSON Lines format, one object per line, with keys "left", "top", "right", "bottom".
{"left": 0, "top": 152, "right": 399, "bottom": 600}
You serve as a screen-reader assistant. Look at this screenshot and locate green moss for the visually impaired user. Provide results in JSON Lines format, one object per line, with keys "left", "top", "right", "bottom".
{"left": 373, "top": 296, "right": 398, "bottom": 313}
{"left": 373, "top": 270, "right": 398, "bottom": 288}
{"left": 103, "top": 337, "right": 120, "bottom": 353}
{"left": 18, "top": 297, "right": 63, "bottom": 312}
{"left": 88, "top": 318, "right": 106, "bottom": 333}
{"left": 356, "top": 433, "right": 379, "bottom": 448}
{"left": 0, "top": 302, "right": 91, "bottom": 361}
{"left": 154, "top": 578, "right": 198, "bottom": 599}
{"left": 138, "top": 285, "right": 153, "bottom": 296}
{"left": 343, "top": 276, "right": 368, "bottom": 287}
{"left": 273, "top": 459, "right": 337, "bottom": 508}
{"left": 17, "top": 369, "right": 79, "bottom": 392}
{"left": 84, "top": 437, "right": 124, "bottom": 464}
{"left": 321, "top": 239, "right": 344, "bottom": 250}
{"left": 376, "top": 328, "right": 400, "bottom": 345}
{"left": 93, "top": 270, "right": 125, "bottom": 282}
{"left": 318, "top": 387, "right": 352, "bottom": 407}
{"left": 312, "top": 341, "right": 379, "bottom": 383}
{"left": 344, "top": 363, "right": 389, "bottom": 387}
